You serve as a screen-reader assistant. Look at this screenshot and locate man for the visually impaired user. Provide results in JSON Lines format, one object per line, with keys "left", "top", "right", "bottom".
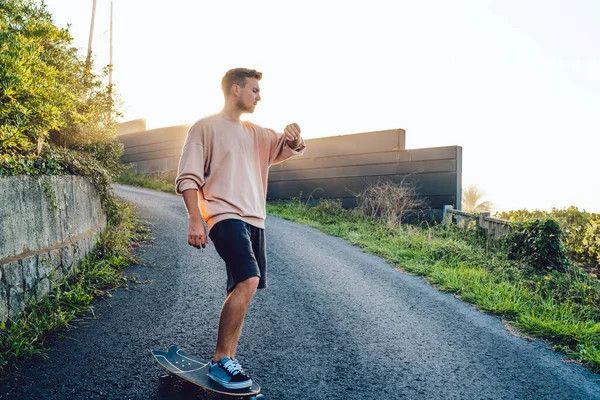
{"left": 175, "top": 68, "right": 306, "bottom": 389}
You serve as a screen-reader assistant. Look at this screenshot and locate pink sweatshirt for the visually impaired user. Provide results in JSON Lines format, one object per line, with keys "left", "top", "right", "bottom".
{"left": 175, "top": 114, "right": 306, "bottom": 230}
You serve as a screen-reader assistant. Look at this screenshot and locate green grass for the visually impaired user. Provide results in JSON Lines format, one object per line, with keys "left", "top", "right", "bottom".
{"left": 0, "top": 199, "right": 150, "bottom": 372}
{"left": 267, "top": 199, "right": 600, "bottom": 373}
{"left": 115, "top": 170, "right": 176, "bottom": 194}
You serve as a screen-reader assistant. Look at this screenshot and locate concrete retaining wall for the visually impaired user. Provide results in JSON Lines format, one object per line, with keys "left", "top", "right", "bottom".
{"left": 0, "top": 175, "right": 106, "bottom": 322}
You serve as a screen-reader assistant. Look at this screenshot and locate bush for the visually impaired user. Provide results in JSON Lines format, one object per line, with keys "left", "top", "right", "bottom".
{"left": 552, "top": 207, "right": 596, "bottom": 264}
{"left": 583, "top": 218, "right": 600, "bottom": 264}
{"left": 499, "top": 207, "right": 600, "bottom": 268}
{"left": 503, "top": 217, "right": 570, "bottom": 273}
{"left": 497, "top": 209, "right": 548, "bottom": 223}
{"left": 354, "top": 179, "right": 429, "bottom": 226}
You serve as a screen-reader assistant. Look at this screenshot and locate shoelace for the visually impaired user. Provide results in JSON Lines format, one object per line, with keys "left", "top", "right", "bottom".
{"left": 232, "top": 359, "right": 248, "bottom": 374}
{"left": 221, "top": 359, "right": 246, "bottom": 376}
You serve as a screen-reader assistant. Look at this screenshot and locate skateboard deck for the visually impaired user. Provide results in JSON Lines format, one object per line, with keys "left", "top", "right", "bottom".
{"left": 151, "top": 345, "right": 263, "bottom": 398}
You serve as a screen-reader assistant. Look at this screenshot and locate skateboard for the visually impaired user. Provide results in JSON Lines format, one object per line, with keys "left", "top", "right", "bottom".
{"left": 151, "top": 345, "right": 265, "bottom": 399}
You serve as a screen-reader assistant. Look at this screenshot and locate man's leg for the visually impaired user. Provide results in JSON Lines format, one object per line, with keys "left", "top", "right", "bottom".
{"left": 213, "top": 276, "right": 259, "bottom": 362}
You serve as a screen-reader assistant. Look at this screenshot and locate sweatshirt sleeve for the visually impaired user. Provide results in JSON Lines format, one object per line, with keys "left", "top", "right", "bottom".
{"left": 175, "top": 140, "right": 205, "bottom": 195}
{"left": 268, "top": 129, "right": 307, "bottom": 165}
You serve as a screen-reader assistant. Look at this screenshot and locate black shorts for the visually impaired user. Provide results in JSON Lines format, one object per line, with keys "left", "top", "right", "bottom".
{"left": 209, "top": 218, "right": 267, "bottom": 293}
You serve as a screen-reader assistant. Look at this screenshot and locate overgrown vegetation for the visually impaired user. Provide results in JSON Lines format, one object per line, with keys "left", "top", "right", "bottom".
{"left": 1, "top": 0, "right": 122, "bottom": 158}
{"left": 502, "top": 217, "right": 571, "bottom": 273}
{"left": 0, "top": 0, "right": 125, "bottom": 209}
{"left": 267, "top": 196, "right": 600, "bottom": 373}
{"left": 353, "top": 178, "right": 429, "bottom": 225}
{"left": 0, "top": 0, "right": 148, "bottom": 372}
{"left": 499, "top": 207, "right": 600, "bottom": 273}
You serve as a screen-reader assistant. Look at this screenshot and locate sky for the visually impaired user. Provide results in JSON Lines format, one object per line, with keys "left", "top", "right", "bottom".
{"left": 43, "top": 0, "right": 600, "bottom": 213}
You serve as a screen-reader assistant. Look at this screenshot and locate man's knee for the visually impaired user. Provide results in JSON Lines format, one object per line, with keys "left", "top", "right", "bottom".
{"left": 234, "top": 276, "right": 259, "bottom": 296}
{"left": 240, "top": 276, "right": 260, "bottom": 290}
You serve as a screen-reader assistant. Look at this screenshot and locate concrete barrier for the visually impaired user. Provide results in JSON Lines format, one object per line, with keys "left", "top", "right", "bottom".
{"left": 267, "top": 130, "right": 462, "bottom": 220}
{"left": 0, "top": 175, "right": 106, "bottom": 322}
{"left": 118, "top": 125, "right": 190, "bottom": 173}
{"left": 117, "top": 119, "right": 147, "bottom": 136}
{"left": 116, "top": 122, "right": 462, "bottom": 220}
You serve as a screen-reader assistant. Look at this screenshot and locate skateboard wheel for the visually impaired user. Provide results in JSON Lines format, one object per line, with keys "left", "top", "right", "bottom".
{"left": 254, "top": 395, "right": 266, "bottom": 400}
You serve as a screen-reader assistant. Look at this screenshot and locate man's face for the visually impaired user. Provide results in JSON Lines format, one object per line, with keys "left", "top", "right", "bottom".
{"left": 235, "top": 78, "right": 261, "bottom": 113}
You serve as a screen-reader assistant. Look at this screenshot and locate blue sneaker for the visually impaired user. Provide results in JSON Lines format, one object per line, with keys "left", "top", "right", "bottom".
{"left": 207, "top": 357, "right": 253, "bottom": 389}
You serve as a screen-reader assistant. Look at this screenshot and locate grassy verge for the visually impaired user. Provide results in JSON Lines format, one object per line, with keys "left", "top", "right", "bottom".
{"left": 115, "top": 170, "right": 176, "bottom": 194}
{"left": 0, "top": 198, "right": 150, "bottom": 373}
{"left": 267, "top": 199, "right": 600, "bottom": 373}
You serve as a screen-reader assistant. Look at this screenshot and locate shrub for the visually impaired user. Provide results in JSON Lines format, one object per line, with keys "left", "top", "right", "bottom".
{"left": 583, "top": 218, "right": 600, "bottom": 264}
{"left": 503, "top": 217, "right": 570, "bottom": 273}
{"left": 499, "top": 207, "right": 600, "bottom": 268}
{"left": 497, "top": 209, "right": 549, "bottom": 223}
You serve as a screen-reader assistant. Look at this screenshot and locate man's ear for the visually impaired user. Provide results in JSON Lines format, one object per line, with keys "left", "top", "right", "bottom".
{"left": 232, "top": 84, "right": 240, "bottom": 97}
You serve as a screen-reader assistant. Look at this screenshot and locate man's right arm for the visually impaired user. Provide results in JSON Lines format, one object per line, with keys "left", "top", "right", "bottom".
{"left": 182, "top": 189, "right": 207, "bottom": 248}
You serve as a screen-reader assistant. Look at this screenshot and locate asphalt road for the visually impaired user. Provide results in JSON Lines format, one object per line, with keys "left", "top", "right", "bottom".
{"left": 2, "top": 184, "right": 599, "bottom": 399}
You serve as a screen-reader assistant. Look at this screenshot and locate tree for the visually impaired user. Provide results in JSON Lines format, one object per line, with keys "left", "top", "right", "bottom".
{"left": 0, "top": 0, "right": 77, "bottom": 154}
{"left": 0, "top": 0, "right": 121, "bottom": 173}
{"left": 462, "top": 184, "right": 494, "bottom": 213}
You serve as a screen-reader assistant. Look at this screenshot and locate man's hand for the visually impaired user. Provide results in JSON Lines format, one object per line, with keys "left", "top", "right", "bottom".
{"left": 188, "top": 217, "right": 208, "bottom": 249}
{"left": 182, "top": 189, "right": 207, "bottom": 249}
{"left": 284, "top": 123, "right": 301, "bottom": 147}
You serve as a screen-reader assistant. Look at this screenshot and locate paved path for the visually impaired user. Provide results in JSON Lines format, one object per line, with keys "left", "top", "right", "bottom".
{"left": 2, "top": 185, "right": 599, "bottom": 399}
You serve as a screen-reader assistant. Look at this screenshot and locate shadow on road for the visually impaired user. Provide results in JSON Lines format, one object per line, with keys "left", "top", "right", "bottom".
{"left": 152, "top": 375, "right": 241, "bottom": 400}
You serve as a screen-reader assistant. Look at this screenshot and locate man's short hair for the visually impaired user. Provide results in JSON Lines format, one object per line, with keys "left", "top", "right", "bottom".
{"left": 221, "top": 68, "right": 262, "bottom": 95}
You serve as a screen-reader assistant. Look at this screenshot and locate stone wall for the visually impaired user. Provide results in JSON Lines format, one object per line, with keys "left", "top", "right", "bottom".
{"left": 0, "top": 175, "right": 106, "bottom": 322}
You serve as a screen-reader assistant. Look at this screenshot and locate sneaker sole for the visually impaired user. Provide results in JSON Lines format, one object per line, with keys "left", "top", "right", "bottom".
{"left": 207, "top": 373, "right": 253, "bottom": 390}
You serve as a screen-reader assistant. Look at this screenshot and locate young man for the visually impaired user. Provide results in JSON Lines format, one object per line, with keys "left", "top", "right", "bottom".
{"left": 175, "top": 68, "right": 306, "bottom": 389}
